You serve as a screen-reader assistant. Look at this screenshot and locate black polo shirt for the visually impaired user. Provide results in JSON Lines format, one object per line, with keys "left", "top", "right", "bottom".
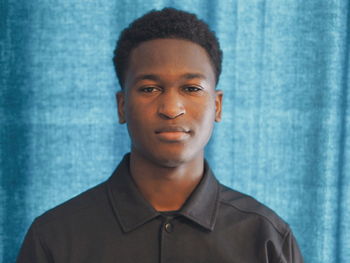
{"left": 17, "top": 154, "right": 303, "bottom": 263}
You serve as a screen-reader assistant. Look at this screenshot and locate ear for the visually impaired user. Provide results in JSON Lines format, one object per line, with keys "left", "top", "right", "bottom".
{"left": 116, "top": 91, "right": 126, "bottom": 124}
{"left": 214, "top": 90, "right": 223, "bottom": 122}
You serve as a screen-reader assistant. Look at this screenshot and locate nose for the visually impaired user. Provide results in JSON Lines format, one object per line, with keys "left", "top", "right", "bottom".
{"left": 157, "top": 90, "right": 185, "bottom": 119}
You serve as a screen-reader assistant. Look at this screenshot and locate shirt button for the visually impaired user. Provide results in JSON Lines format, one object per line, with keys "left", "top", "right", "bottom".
{"left": 164, "top": 222, "right": 173, "bottom": 233}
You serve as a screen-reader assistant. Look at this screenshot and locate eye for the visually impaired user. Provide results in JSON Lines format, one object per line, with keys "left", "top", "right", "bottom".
{"left": 183, "top": 86, "right": 202, "bottom": 92}
{"left": 139, "top": 86, "right": 160, "bottom": 93}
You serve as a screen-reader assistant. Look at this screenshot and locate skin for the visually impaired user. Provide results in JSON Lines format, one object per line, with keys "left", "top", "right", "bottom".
{"left": 117, "top": 38, "right": 223, "bottom": 211}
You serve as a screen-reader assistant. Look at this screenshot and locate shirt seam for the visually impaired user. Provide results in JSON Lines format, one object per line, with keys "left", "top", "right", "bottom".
{"left": 219, "top": 199, "right": 288, "bottom": 236}
{"left": 277, "top": 229, "right": 291, "bottom": 263}
{"left": 33, "top": 219, "right": 54, "bottom": 263}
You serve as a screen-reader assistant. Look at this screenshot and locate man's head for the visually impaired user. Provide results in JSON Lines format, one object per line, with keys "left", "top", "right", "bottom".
{"left": 114, "top": 8, "right": 223, "bottom": 167}
{"left": 113, "top": 8, "right": 223, "bottom": 89}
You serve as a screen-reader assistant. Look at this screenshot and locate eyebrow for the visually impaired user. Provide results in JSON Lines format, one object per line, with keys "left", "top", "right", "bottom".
{"left": 182, "top": 73, "right": 207, "bottom": 80}
{"left": 134, "top": 74, "right": 160, "bottom": 83}
{"left": 134, "top": 73, "right": 207, "bottom": 83}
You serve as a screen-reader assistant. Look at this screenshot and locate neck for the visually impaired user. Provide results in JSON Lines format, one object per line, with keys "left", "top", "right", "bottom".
{"left": 129, "top": 150, "right": 204, "bottom": 212}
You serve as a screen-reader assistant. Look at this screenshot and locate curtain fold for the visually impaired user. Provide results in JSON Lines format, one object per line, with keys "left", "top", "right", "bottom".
{"left": 1, "top": 1, "right": 349, "bottom": 262}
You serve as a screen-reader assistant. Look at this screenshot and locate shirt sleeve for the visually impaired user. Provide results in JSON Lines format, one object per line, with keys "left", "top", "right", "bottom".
{"left": 16, "top": 220, "right": 53, "bottom": 263}
{"left": 278, "top": 230, "right": 304, "bottom": 263}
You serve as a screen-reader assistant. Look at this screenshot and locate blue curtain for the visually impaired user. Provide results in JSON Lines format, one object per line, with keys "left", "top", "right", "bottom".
{"left": 1, "top": 1, "right": 349, "bottom": 262}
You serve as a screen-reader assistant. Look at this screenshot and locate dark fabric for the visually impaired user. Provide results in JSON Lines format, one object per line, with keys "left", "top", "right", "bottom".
{"left": 2, "top": 2, "right": 350, "bottom": 262}
{"left": 16, "top": 154, "right": 303, "bottom": 263}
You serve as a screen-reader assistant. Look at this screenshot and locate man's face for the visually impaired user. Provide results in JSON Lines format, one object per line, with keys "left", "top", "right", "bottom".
{"left": 117, "top": 38, "right": 223, "bottom": 167}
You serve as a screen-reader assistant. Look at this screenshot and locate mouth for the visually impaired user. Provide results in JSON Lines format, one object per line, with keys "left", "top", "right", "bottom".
{"left": 155, "top": 126, "right": 191, "bottom": 142}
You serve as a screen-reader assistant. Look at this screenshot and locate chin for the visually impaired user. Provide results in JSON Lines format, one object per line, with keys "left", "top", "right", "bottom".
{"left": 132, "top": 140, "right": 205, "bottom": 168}
{"left": 142, "top": 146, "right": 198, "bottom": 168}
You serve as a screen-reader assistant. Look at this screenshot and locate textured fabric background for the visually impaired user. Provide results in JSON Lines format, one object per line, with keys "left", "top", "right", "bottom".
{"left": 1, "top": 0, "right": 349, "bottom": 262}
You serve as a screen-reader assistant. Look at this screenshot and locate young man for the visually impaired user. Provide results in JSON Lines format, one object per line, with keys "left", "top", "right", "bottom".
{"left": 17, "top": 8, "right": 303, "bottom": 262}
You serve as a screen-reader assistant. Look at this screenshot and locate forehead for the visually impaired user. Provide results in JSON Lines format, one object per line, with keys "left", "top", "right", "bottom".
{"left": 124, "top": 38, "right": 216, "bottom": 86}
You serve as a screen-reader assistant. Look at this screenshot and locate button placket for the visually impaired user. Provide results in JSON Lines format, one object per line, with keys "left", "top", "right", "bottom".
{"left": 160, "top": 216, "right": 176, "bottom": 263}
{"left": 164, "top": 222, "right": 173, "bottom": 233}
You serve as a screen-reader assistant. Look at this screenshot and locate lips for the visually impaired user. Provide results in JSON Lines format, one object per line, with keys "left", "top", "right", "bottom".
{"left": 155, "top": 126, "right": 190, "bottom": 133}
{"left": 155, "top": 126, "right": 191, "bottom": 142}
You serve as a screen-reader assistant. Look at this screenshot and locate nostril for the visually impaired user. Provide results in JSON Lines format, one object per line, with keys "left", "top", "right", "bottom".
{"left": 158, "top": 103, "right": 186, "bottom": 119}
{"left": 158, "top": 111, "right": 185, "bottom": 119}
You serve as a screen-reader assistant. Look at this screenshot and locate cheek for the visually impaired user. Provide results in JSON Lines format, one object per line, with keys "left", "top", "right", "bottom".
{"left": 125, "top": 96, "right": 144, "bottom": 123}
{"left": 191, "top": 97, "right": 217, "bottom": 123}
{"left": 124, "top": 100, "right": 154, "bottom": 140}
{"left": 124, "top": 101, "right": 142, "bottom": 132}
{"left": 125, "top": 93, "right": 155, "bottom": 119}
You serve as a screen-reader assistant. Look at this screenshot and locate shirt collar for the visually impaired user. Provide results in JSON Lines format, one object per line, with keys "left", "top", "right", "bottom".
{"left": 107, "top": 153, "right": 220, "bottom": 233}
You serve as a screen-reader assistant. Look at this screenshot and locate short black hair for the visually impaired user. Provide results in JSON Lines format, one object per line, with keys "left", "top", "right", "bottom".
{"left": 113, "top": 8, "right": 223, "bottom": 89}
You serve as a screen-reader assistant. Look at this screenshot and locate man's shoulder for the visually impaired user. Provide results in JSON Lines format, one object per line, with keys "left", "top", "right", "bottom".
{"left": 34, "top": 181, "right": 108, "bottom": 228}
{"left": 218, "top": 184, "right": 289, "bottom": 235}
